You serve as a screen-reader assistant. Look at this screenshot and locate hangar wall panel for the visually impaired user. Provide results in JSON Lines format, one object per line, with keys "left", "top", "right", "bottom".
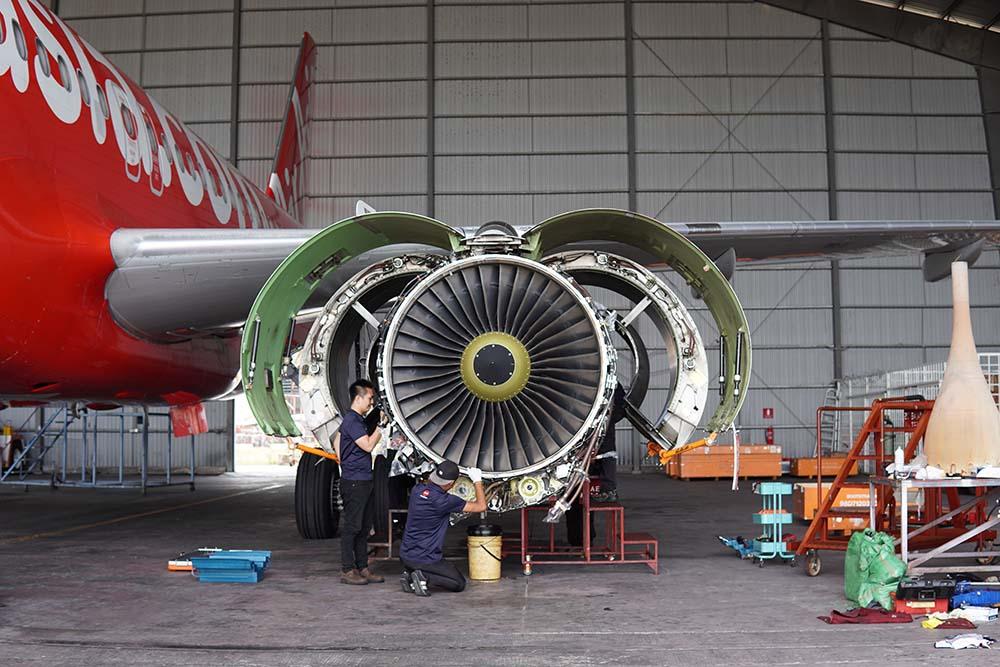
{"left": 829, "top": 18, "right": 998, "bottom": 390}
{"left": 47, "top": 1, "right": 1000, "bottom": 463}
{"left": 63, "top": 3, "right": 237, "bottom": 166}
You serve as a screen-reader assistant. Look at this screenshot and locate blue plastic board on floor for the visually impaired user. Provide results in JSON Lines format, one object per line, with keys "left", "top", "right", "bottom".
{"left": 208, "top": 550, "right": 271, "bottom": 569}
{"left": 196, "top": 570, "right": 262, "bottom": 583}
{"left": 191, "top": 557, "right": 257, "bottom": 571}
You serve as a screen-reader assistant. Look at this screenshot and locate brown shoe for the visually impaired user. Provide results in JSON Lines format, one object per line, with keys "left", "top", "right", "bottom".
{"left": 340, "top": 569, "right": 368, "bottom": 585}
{"left": 360, "top": 567, "right": 384, "bottom": 583}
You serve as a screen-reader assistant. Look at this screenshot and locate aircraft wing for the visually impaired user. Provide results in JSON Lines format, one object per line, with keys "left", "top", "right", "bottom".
{"left": 106, "top": 217, "right": 1000, "bottom": 342}
{"left": 677, "top": 219, "right": 1000, "bottom": 264}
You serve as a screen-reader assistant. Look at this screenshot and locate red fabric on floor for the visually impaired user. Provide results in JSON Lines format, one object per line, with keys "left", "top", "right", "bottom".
{"left": 818, "top": 608, "right": 913, "bottom": 624}
{"left": 933, "top": 618, "right": 977, "bottom": 630}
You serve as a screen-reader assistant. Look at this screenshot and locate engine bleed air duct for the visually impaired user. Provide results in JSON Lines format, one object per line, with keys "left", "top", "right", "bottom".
{"left": 240, "top": 209, "right": 751, "bottom": 514}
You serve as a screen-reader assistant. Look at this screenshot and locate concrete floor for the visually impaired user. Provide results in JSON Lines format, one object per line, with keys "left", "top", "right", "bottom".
{"left": 0, "top": 469, "right": 994, "bottom": 666}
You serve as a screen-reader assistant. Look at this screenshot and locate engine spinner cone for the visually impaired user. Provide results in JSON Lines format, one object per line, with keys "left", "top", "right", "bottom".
{"left": 460, "top": 332, "right": 531, "bottom": 402}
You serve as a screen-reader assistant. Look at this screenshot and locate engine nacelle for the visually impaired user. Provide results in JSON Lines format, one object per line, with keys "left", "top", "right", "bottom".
{"left": 242, "top": 209, "right": 750, "bottom": 516}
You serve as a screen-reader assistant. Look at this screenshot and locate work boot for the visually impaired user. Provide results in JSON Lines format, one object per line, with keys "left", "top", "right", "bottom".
{"left": 360, "top": 567, "right": 384, "bottom": 583}
{"left": 410, "top": 569, "right": 431, "bottom": 597}
{"left": 399, "top": 570, "right": 415, "bottom": 594}
{"left": 340, "top": 569, "right": 368, "bottom": 585}
{"left": 593, "top": 489, "right": 619, "bottom": 503}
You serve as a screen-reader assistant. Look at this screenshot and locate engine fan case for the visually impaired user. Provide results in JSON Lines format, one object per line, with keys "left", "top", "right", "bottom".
{"left": 378, "top": 254, "right": 615, "bottom": 479}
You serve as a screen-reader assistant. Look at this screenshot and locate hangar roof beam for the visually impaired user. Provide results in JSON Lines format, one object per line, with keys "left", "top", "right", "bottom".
{"left": 757, "top": 0, "right": 1000, "bottom": 72}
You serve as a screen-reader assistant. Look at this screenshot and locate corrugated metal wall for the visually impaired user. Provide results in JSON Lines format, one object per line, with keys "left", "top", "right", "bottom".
{"left": 55, "top": 0, "right": 1000, "bottom": 462}
{"left": 830, "top": 22, "right": 999, "bottom": 382}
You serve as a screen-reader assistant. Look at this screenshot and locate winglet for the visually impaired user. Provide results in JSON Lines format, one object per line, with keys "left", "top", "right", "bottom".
{"left": 265, "top": 33, "right": 316, "bottom": 224}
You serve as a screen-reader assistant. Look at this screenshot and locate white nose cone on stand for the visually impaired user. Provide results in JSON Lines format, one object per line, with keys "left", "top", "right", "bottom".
{"left": 923, "top": 262, "right": 1000, "bottom": 475}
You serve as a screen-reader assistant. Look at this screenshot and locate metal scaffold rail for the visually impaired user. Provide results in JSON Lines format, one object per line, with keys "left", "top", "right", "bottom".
{"left": 0, "top": 404, "right": 195, "bottom": 492}
{"left": 837, "top": 353, "right": 1000, "bottom": 455}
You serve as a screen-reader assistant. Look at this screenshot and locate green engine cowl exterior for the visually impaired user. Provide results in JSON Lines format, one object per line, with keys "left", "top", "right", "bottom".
{"left": 240, "top": 208, "right": 750, "bottom": 441}
{"left": 239, "top": 212, "right": 463, "bottom": 436}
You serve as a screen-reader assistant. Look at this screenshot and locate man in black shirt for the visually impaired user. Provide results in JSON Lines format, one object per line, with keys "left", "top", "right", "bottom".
{"left": 337, "top": 379, "right": 385, "bottom": 585}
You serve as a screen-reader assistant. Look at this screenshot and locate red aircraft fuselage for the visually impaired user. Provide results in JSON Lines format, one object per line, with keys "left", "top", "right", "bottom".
{"left": 0, "top": 0, "right": 300, "bottom": 406}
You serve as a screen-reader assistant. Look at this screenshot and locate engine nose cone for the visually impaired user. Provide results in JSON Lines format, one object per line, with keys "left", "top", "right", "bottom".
{"left": 460, "top": 332, "right": 530, "bottom": 401}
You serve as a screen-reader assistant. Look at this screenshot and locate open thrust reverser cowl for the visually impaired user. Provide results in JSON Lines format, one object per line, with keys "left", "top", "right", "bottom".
{"left": 240, "top": 209, "right": 751, "bottom": 514}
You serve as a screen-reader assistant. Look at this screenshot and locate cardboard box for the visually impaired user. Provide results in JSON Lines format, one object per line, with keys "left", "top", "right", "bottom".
{"left": 790, "top": 457, "right": 858, "bottom": 477}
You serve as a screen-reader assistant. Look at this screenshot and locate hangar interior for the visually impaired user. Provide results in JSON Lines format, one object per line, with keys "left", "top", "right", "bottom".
{"left": 9, "top": 0, "right": 998, "bottom": 465}
{"left": 2, "top": 0, "right": 1000, "bottom": 664}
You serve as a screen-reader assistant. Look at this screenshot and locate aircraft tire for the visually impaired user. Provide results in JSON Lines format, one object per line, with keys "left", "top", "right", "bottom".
{"left": 295, "top": 452, "right": 340, "bottom": 539}
{"left": 372, "top": 454, "right": 391, "bottom": 542}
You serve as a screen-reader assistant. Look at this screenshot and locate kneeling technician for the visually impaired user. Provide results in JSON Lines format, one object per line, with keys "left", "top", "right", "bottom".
{"left": 399, "top": 459, "right": 486, "bottom": 596}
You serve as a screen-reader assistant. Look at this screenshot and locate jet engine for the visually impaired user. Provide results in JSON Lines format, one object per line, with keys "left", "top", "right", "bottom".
{"left": 241, "top": 209, "right": 750, "bottom": 530}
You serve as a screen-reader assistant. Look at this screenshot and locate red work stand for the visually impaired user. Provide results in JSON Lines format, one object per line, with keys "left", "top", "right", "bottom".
{"left": 507, "top": 480, "right": 659, "bottom": 573}
{"left": 369, "top": 508, "right": 408, "bottom": 561}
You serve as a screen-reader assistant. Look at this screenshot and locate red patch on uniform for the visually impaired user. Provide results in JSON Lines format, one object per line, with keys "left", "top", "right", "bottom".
{"left": 421, "top": 489, "right": 431, "bottom": 498}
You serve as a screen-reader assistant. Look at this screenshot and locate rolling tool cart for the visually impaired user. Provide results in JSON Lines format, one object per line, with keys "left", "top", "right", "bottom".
{"left": 749, "top": 482, "right": 796, "bottom": 566}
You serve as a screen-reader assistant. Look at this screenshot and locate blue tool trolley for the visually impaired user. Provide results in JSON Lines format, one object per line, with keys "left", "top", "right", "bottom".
{"left": 750, "top": 482, "right": 796, "bottom": 567}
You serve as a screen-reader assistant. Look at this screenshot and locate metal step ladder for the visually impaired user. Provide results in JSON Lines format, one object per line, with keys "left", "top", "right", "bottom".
{"left": 817, "top": 383, "right": 841, "bottom": 455}
{"left": 1, "top": 405, "right": 76, "bottom": 484}
{"left": 794, "top": 398, "right": 936, "bottom": 575}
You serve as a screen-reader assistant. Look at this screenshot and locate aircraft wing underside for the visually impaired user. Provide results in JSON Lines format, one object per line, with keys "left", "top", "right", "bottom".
{"left": 106, "top": 216, "right": 1000, "bottom": 342}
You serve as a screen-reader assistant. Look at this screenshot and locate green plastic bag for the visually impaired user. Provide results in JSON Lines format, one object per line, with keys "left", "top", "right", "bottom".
{"left": 844, "top": 529, "right": 907, "bottom": 610}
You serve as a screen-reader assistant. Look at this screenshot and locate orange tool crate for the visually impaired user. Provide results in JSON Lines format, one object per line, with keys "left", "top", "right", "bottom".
{"left": 793, "top": 483, "right": 870, "bottom": 520}
{"left": 790, "top": 457, "right": 858, "bottom": 477}
{"left": 793, "top": 482, "right": 870, "bottom": 533}
{"left": 673, "top": 445, "right": 781, "bottom": 480}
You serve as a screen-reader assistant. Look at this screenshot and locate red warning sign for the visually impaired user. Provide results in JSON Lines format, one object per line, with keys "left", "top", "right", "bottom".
{"left": 762, "top": 407, "right": 774, "bottom": 420}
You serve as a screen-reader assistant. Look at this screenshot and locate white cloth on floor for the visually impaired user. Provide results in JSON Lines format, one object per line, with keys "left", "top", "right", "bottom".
{"left": 934, "top": 633, "right": 994, "bottom": 649}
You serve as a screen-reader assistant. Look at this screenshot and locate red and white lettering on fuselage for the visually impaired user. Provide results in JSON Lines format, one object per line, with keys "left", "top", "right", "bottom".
{"left": 0, "top": 0, "right": 300, "bottom": 405}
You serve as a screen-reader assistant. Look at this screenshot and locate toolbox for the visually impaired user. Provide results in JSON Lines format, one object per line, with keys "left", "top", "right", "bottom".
{"left": 893, "top": 577, "right": 956, "bottom": 615}
{"left": 897, "top": 577, "right": 957, "bottom": 601}
{"left": 893, "top": 597, "right": 949, "bottom": 615}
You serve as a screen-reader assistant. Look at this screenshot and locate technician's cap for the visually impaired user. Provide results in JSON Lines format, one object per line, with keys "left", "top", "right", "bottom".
{"left": 429, "top": 460, "right": 460, "bottom": 486}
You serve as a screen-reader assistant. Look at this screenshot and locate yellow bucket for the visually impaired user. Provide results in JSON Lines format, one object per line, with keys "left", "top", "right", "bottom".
{"left": 467, "top": 524, "right": 503, "bottom": 581}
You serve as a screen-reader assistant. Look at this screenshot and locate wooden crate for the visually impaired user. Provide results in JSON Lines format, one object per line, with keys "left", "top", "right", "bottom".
{"left": 792, "top": 483, "right": 870, "bottom": 520}
{"left": 667, "top": 457, "right": 679, "bottom": 478}
{"left": 675, "top": 446, "right": 781, "bottom": 480}
{"left": 790, "top": 457, "right": 858, "bottom": 477}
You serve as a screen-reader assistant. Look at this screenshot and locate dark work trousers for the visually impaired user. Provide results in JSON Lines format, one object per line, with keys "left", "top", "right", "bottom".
{"left": 593, "top": 456, "right": 617, "bottom": 492}
{"left": 565, "top": 498, "right": 596, "bottom": 547}
{"left": 340, "top": 479, "right": 375, "bottom": 572}
{"left": 401, "top": 557, "right": 467, "bottom": 592}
